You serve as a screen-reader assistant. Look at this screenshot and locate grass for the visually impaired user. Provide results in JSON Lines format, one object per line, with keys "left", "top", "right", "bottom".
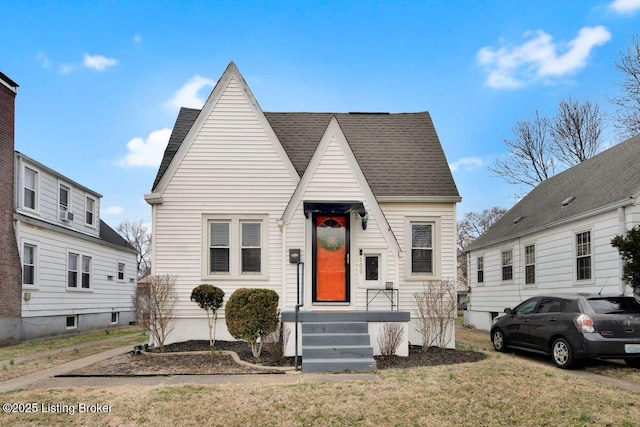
{"left": 1, "top": 353, "right": 639, "bottom": 426}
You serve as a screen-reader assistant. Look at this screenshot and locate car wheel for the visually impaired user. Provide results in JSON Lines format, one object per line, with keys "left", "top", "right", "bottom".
{"left": 551, "top": 337, "right": 575, "bottom": 369}
{"left": 624, "top": 358, "right": 640, "bottom": 369}
{"left": 492, "top": 329, "right": 507, "bottom": 352}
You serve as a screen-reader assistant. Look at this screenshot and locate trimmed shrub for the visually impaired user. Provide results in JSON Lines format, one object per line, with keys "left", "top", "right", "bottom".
{"left": 225, "top": 288, "right": 279, "bottom": 359}
{"left": 190, "top": 284, "right": 225, "bottom": 347}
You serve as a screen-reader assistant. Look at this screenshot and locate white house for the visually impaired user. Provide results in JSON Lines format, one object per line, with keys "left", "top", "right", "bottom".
{"left": 145, "top": 62, "right": 461, "bottom": 371}
{"left": 15, "top": 152, "right": 139, "bottom": 338}
{"left": 465, "top": 136, "right": 640, "bottom": 331}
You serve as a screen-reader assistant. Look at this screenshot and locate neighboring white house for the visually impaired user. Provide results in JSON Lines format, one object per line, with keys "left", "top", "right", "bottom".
{"left": 145, "top": 62, "right": 461, "bottom": 370}
{"left": 465, "top": 136, "right": 640, "bottom": 331}
{"left": 15, "top": 152, "right": 138, "bottom": 339}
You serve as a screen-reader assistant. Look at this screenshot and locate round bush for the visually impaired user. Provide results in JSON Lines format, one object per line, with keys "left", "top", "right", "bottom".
{"left": 225, "top": 288, "right": 279, "bottom": 343}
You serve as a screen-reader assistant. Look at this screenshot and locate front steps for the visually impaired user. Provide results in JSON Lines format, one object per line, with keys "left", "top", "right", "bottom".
{"left": 301, "top": 321, "right": 376, "bottom": 373}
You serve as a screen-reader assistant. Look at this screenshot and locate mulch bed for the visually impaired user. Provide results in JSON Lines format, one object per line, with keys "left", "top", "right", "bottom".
{"left": 66, "top": 340, "right": 486, "bottom": 376}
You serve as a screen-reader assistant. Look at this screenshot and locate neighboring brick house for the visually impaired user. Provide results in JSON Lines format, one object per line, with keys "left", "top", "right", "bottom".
{"left": 0, "top": 72, "right": 22, "bottom": 342}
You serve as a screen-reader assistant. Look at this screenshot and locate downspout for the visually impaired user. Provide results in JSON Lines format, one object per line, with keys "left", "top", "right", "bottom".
{"left": 618, "top": 206, "right": 627, "bottom": 295}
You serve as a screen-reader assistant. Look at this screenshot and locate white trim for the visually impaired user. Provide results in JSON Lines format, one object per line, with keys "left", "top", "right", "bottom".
{"left": 21, "top": 239, "right": 39, "bottom": 289}
{"left": 21, "top": 164, "right": 39, "bottom": 213}
{"left": 66, "top": 250, "right": 93, "bottom": 291}
{"left": 152, "top": 62, "right": 299, "bottom": 196}
{"left": 66, "top": 315, "right": 78, "bottom": 330}
{"left": 500, "top": 247, "right": 514, "bottom": 284}
{"left": 523, "top": 242, "right": 537, "bottom": 287}
{"left": 117, "top": 261, "right": 126, "bottom": 283}
{"left": 377, "top": 196, "right": 462, "bottom": 203}
{"left": 84, "top": 194, "right": 97, "bottom": 228}
{"left": 201, "top": 214, "right": 269, "bottom": 281}
{"left": 574, "top": 227, "right": 594, "bottom": 285}
{"left": 404, "top": 216, "right": 440, "bottom": 281}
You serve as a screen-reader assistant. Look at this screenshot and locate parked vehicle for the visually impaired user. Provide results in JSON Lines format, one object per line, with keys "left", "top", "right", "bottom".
{"left": 490, "top": 294, "right": 640, "bottom": 369}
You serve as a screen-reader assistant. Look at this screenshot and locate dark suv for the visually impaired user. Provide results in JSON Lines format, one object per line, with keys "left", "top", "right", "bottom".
{"left": 490, "top": 294, "right": 640, "bottom": 369}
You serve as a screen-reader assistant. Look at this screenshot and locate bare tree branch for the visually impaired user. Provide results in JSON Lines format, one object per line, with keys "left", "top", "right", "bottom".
{"left": 490, "top": 111, "right": 556, "bottom": 188}
{"left": 117, "top": 219, "right": 152, "bottom": 278}
{"left": 550, "top": 97, "right": 604, "bottom": 166}
{"left": 611, "top": 34, "right": 640, "bottom": 139}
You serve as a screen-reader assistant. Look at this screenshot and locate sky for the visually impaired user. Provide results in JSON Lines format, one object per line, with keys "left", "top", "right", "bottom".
{"left": 2, "top": 0, "right": 640, "bottom": 228}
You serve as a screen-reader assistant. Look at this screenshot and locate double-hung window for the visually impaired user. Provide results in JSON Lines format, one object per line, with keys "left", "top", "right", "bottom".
{"left": 477, "top": 256, "right": 484, "bottom": 284}
{"left": 525, "top": 245, "right": 535, "bottom": 285}
{"left": 576, "top": 231, "right": 592, "bottom": 281}
{"left": 24, "top": 167, "right": 37, "bottom": 210}
{"left": 85, "top": 196, "right": 96, "bottom": 226}
{"left": 205, "top": 216, "right": 266, "bottom": 278}
{"left": 117, "top": 262, "right": 126, "bottom": 282}
{"left": 23, "top": 243, "right": 36, "bottom": 286}
{"left": 411, "top": 223, "right": 433, "bottom": 274}
{"left": 501, "top": 249, "right": 513, "bottom": 281}
{"left": 59, "top": 184, "right": 70, "bottom": 211}
{"left": 68, "top": 252, "right": 91, "bottom": 289}
{"left": 81, "top": 256, "right": 91, "bottom": 288}
{"left": 68, "top": 253, "right": 79, "bottom": 288}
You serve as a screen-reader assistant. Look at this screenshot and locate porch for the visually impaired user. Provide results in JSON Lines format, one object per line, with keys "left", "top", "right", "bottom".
{"left": 281, "top": 310, "right": 410, "bottom": 373}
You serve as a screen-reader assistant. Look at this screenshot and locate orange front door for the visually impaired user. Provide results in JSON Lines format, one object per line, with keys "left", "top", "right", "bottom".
{"left": 313, "top": 214, "right": 349, "bottom": 302}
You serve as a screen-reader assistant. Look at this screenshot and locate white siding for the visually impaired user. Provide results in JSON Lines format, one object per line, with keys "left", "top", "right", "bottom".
{"left": 467, "top": 205, "right": 640, "bottom": 331}
{"left": 19, "top": 222, "right": 136, "bottom": 317}
{"left": 16, "top": 155, "right": 101, "bottom": 239}
{"left": 152, "top": 76, "right": 298, "bottom": 321}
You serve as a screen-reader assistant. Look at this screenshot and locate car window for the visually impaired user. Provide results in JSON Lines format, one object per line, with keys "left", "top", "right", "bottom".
{"left": 587, "top": 297, "right": 640, "bottom": 314}
{"left": 514, "top": 299, "right": 538, "bottom": 315}
{"left": 536, "top": 298, "right": 570, "bottom": 313}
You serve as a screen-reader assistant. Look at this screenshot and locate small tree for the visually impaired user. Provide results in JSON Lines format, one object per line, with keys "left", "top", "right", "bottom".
{"left": 611, "top": 225, "right": 640, "bottom": 294}
{"left": 377, "top": 323, "right": 405, "bottom": 359}
{"left": 414, "top": 279, "right": 457, "bottom": 349}
{"left": 190, "top": 284, "right": 225, "bottom": 348}
{"left": 225, "top": 288, "right": 279, "bottom": 359}
{"left": 132, "top": 274, "right": 178, "bottom": 350}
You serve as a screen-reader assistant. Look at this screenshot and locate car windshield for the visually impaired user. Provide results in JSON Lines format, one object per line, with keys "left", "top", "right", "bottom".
{"left": 587, "top": 297, "right": 640, "bottom": 314}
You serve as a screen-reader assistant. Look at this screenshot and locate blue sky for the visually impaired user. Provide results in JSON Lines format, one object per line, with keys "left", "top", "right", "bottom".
{"left": 2, "top": 0, "right": 640, "bottom": 227}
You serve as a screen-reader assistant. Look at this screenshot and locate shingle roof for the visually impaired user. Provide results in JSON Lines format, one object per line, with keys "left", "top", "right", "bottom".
{"left": 151, "top": 108, "right": 460, "bottom": 200}
{"left": 100, "top": 220, "right": 136, "bottom": 251}
{"left": 468, "top": 136, "right": 640, "bottom": 251}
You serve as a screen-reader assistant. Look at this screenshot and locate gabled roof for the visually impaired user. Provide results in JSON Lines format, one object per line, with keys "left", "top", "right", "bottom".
{"left": 468, "top": 136, "right": 640, "bottom": 251}
{"left": 100, "top": 220, "right": 136, "bottom": 251}
{"left": 151, "top": 108, "right": 460, "bottom": 200}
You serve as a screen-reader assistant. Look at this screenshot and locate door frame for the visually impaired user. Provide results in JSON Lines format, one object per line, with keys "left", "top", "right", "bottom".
{"left": 311, "top": 212, "right": 351, "bottom": 303}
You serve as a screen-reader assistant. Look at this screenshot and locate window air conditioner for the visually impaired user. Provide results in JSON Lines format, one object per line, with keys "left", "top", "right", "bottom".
{"left": 59, "top": 210, "right": 74, "bottom": 221}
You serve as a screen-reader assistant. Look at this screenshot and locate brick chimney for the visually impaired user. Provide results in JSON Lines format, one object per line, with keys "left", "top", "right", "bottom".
{"left": 0, "top": 72, "right": 22, "bottom": 342}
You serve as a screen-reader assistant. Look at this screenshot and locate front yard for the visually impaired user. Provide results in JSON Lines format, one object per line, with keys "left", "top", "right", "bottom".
{"left": 0, "top": 326, "right": 639, "bottom": 426}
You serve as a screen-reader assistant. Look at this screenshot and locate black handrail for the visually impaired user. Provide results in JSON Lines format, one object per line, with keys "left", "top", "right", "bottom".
{"left": 295, "top": 261, "right": 304, "bottom": 370}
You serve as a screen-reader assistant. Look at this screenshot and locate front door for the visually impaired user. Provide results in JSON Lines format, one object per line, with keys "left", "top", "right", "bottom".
{"left": 312, "top": 213, "right": 350, "bottom": 302}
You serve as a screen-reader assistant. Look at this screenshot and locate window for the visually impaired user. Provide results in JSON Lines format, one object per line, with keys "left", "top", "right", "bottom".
{"left": 23, "top": 244, "right": 36, "bottom": 286}
{"left": 111, "top": 312, "right": 119, "bottom": 324}
{"left": 59, "top": 184, "right": 70, "bottom": 211}
{"left": 68, "top": 253, "right": 91, "bottom": 289}
{"left": 576, "top": 231, "right": 592, "bottom": 281}
{"left": 411, "top": 223, "right": 433, "bottom": 274}
{"left": 204, "top": 216, "right": 267, "bottom": 278}
{"left": 24, "top": 167, "right": 37, "bottom": 210}
{"left": 365, "top": 256, "right": 379, "bottom": 281}
{"left": 536, "top": 297, "right": 569, "bottom": 313}
{"left": 117, "top": 262, "right": 125, "bottom": 281}
{"left": 68, "top": 253, "right": 79, "bottom": 288}
{"left": 501, "top": 249, "right": 513, "bottom": 281}
{"left": 241, "top": 222, "right": 261, "bottom": 273}
{"left": 514, "top": 298, "right": 538, "bottom": 315}
{"left": 81, "top": 256, "right": 91, "bottom": 288}
{"left": 209, "top": 222, "right": 230, "bottom": 273}
{"left": 85, "top": 196, "right": 95, "bottom": 226}
{"left": 66, "top": 315, "right": 77, "bottom": 329}
{"left": 525, "top": 245, "right": 535, "bottom": 285}
{"left": 477, "top": 256, "right": 484, "bottom": 284}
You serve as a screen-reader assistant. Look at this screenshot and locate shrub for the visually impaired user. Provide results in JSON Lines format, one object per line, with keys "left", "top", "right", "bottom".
{"left": 264, "top": 321, "right": 291, "bottom": 364}
{"left": 377, "top": 323, "right": 405, "bottom": 359}
{"left": 190, "top": 284, "right": 225, "bottom": 348}
{"left": 225, "top": 288, "right": 279, "bottom": 359}
{"left": 611, "top": 225, "right": 640, "bottom": 294}
{"left": 414, "top": 279, "right": 457, "bottom": 350}
{"left": 132, "top": 275, "right": 178, "bottom": 350}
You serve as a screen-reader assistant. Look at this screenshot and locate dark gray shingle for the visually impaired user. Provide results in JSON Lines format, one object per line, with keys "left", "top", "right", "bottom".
{"left": 151, "top": 109, "right": 460, "bottom": 200}
{"left": 468, "top": 136, "right": 640, "bottom": 251}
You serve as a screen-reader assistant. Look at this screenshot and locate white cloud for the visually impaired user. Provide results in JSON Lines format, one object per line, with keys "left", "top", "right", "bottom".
{"left": 58, "top": 64, "right": 75, "bottom": 75}
{"left": 477, "top": 26, "right": 611, "bottom": 89}
{"left": 83, "top": 54, "right": 118, "bottom": 71}
{"left": 105, "top": 206, "right": 124, "bottom": 215}
{"left": 610, "top": 0, "right": 640, "bottom": 13}
{"left": 166, "top": 75, "right": 215, "bottom": 110}
{"left": 450, "top": 157, "right": 483, "bottom": 172}
{"left": 36, "top": 52, "right": 52, "bottom": 69}
{"left": 118, "top": 128, "right": 172, "bottom": 167}
{"left": 133, "top": 34, "right": 143, "bottom": 47}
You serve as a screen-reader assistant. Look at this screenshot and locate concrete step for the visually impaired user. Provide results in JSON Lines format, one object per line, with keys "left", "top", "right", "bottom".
{"left": 302, "top": 321, "right": 368, "bottom": 334}
{"left": 303, "top": 333, "right": 371, "bottom": 347}
{"left": 302, "top": 345, "right": 374, "bottom": 360}
{"left": 302, "top": 358, "right": 376, "bottom": 373}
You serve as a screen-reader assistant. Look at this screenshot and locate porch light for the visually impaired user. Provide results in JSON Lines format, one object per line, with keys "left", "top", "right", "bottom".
{"left": 361, "top": 212, "right": 369, "bottom": 230}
